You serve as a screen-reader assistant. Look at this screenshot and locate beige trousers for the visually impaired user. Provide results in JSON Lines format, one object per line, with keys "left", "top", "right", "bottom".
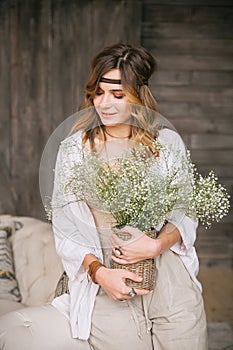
{"left": 0, "top": 250, "right": 208, "bottom": 350}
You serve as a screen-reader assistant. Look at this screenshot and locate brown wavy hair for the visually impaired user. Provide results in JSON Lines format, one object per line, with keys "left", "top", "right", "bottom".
{"left": 69, "top": 43, "right": 160, "bottom": 154}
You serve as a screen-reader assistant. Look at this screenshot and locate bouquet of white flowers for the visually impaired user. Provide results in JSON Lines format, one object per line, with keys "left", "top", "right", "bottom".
{"left": 65, "top": 141, "right": 230, "bottom": 231}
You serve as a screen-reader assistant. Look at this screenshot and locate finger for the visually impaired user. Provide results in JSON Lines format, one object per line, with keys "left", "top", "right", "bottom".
{"left": 117, "top": 295, "right": 133, "bottom": 301}
{"left": 133, "top": 288, "right": 151, "bottom": 296}
{"left": 112, "top": 247, "right": 124, "bottom": 257}
{"left": 121, "top": 287, "right": 150, "bottom": 300}
{"left": 111, "top": 255, "right": 129, "bottom": 264}
{"left": 122, "top": 271, "right": 143, "bottom": 282}
{"left": 113, "top": 252, "right": 146, "bottom": 263}
{"left": 111, "top": 255, "right": 139, "bottom": 264}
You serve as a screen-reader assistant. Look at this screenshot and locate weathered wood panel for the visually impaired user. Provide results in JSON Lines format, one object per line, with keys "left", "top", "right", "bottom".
{"left": 161, "top": 103, "right": 233, "bottom": 119}
{"left": 143, "top": 22, "right": 233, "bottom": 39}
{"left": 198, "top": 223, "right": 233, "bottom": 238}
{"left": 152, "top": 55, "right": 233, "bottom": 71}
{"left": 172, "top": 118, "right": 233, "bottom": 135}
{"left": 197, "top": 219, "right": 233, "bottom": 268}
{"left": 142, "top": 0, "right": 233, "bottom": 267}
{"left": 191, "top": 71, "right": 233, "bottom": 86}
{"left": 198, "top": 165, "right": 233, "bottom": 178}
{"left": 154, "top": 86, "right": 233, "bottom": 106}
{"left": 153, "top": 71, "right": 191, "bottom": 86}
{"left": 0, "top": 152, "right": 16, "bottom": 214}
{"left": 143, "top": 5, "right": 233, "bottom": 23}
{"left": 144, "top": 0, "right": 233, "bottom": 6}
{"left": 144, "top": 39, "right": 233, "bottom": 55}
{"left": 190, "top": 149, "right": 233, "bottom": 165}
{"left": 189, "top": 134, "right": 233, "bottom": 149}
{"left": 0, "top": 0, "right": 141, "bottom": 218}
{"left": 220, "top": 179, "right": 233, "bottom": 195}
{"left": 0, "top": 1, "right": 11, "bottom": 168}
{"left": 154, "top": 71, "right": 233, "bottom": 86}
{"left": 9, "top": 0, "right": 52, "bottom": 218}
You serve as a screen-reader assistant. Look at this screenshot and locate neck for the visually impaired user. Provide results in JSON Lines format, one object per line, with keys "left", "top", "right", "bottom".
{"left": 104, "top": 125, "right": 132, "bottom": 139}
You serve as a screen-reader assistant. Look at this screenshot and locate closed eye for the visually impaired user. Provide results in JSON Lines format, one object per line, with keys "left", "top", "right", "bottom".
{"left": 96, "top": 91, "right": 103, "bottom": 96}
{"left": 95, "top": 88, "right": 126, "bottom": 99}
{"left": 113, "top": 94, "right": 125, "bottom": 99}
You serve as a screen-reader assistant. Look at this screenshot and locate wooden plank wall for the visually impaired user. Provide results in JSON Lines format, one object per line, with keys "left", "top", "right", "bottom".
{"left": 0, "top": 0, "right": 232, "bottom": 267}
{"left": 142, "top": 0, "right": 233, "bottom": 267}
{"left": 0, "top": 0, "right": 141, "bottom": 218}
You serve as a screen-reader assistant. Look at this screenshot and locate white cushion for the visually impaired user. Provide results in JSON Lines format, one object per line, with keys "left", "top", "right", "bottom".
{"left": 0, "top": 299, "right": 25, "bottom": 316}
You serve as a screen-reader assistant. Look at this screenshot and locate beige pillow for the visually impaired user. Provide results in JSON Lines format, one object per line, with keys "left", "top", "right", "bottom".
{"left": 10, "top": 216, "right": 63, "bottom": 306}
{"left": 0, "top": 215, "right": 64, "bottom": 306}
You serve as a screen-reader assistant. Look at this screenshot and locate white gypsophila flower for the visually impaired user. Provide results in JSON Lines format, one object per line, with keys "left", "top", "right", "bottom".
{"left": 187, "top": 170, "right": 230, "bottom": 228}
{"left": 62, "top": 141, "right": 230, "bottom": 230}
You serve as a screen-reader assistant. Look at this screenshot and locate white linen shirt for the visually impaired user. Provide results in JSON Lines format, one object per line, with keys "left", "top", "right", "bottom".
{"left": 51, "top": 128, "right": 202, "bottom": 340}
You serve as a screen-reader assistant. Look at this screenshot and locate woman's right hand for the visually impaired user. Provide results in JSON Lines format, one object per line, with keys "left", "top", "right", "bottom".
{"left": 95, "top": 267, "right": 150, "bottom": 300}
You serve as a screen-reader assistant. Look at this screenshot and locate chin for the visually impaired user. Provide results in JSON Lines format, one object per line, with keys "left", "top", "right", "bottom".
{"left": 100, "top": 120, "right": 117, "bottom": 126}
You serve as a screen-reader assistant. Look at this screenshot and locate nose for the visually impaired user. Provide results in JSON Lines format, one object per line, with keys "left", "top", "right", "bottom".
{"left": 98, "top": 92, "right": 112, "bottom": 108}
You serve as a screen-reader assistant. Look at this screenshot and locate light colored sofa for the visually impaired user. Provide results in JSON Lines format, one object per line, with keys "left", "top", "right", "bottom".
{"left": 0, "top": 214, "right": 63, "bottom": 316}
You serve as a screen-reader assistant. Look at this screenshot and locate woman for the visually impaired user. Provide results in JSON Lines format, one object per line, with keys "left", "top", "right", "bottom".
{"left": 0, "top": 44, "right": 208, "bottom": 350}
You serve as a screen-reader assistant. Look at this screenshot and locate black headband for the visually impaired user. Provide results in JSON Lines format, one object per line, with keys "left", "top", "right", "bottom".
{"left": 99, "top": 77, "right": 148, "bottom": 86}
{"left": 99, "top": 77, "right": 121, "bottom": 84}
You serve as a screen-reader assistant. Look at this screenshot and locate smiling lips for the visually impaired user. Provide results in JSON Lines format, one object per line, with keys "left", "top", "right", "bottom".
{"left": 101, "top": 112, "right": 117, "bottom": 118}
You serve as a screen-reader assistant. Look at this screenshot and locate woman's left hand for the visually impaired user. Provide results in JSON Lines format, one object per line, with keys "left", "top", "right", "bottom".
{"left": 111, "top": 226, "right": 162, "bottom": 264}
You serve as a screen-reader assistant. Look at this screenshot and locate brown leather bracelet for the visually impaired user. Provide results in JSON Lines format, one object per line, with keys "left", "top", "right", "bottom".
{"left": 88, "top": 260, "right": 106, "bottom": 284}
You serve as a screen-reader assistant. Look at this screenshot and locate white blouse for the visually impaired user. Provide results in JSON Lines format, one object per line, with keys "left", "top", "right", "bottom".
{"left": 51, "top": 128, "right": 202, "bottom": 340}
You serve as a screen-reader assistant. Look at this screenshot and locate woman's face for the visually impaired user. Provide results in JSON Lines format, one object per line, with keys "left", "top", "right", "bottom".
{"left": 93, "top": 69, "right": 131, "bottom": 126}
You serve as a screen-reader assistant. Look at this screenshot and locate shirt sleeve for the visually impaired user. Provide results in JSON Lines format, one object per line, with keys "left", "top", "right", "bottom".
{"left": 51, "top": 136, "right": 102, "bottom": 340}
{"left": 166, "top": 210, "right": 198, "bottom": 255}
{"left": 51, "top": 139, "right": 103, "bottom": 282}
{"left": 158, "top": 128, "right": 198, "bottom": 255}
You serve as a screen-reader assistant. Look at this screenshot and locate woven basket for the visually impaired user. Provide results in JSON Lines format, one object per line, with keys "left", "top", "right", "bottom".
{"left": 110, "top": 229, "right": 157, "bottom": 291}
